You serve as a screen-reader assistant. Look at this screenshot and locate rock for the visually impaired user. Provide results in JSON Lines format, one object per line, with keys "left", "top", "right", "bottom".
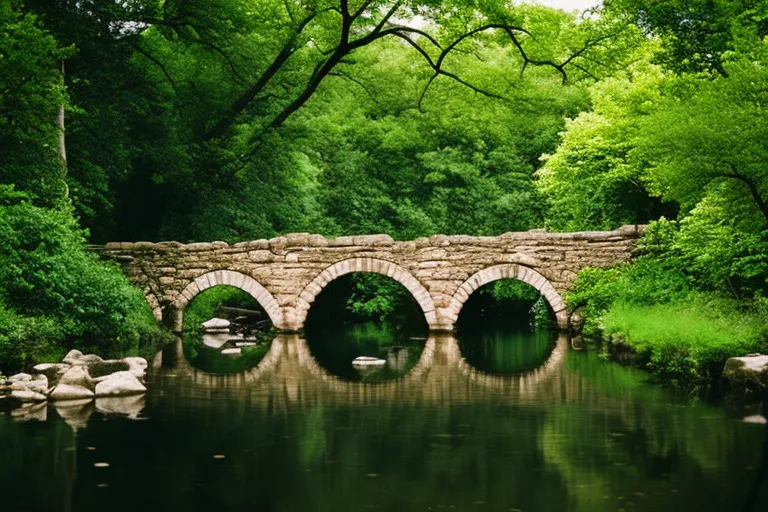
{"left": 11, "top": 389, "right": 48, "bottom": 402}
{"left": 58, "top": 366, "right": 95, "bottom": 390}
{"left": 8, "top": 373, "right": 32, "bottom": 383}
{"left": 202, "top": 317, "right": 230, "bottom": 330}
{"left": 235, "top": 342, "right": 257, "bottom": 347}
{"left": 96, "top": 395, "right": 145, "bottom": 419}
{"left": 221, "top": 348, "right": 242, "bottom": 355}
{"left": 62, "top": 349, "right": 84, "bottom": 365}
{"left": 11, "top": 375, "right": 48, "bottom": 395}
{"left": 94, "top": 371, "right": 146, "bottom": 397}
{"left": 122, "top": 357, "right": 148, "bottom": 379}
{"left": 352, "top": 356, "right": 387, "bottom": 367}
{"left": 62, "top": 349, "right": 103, "bottom": 366}
{"left": 742, "top": 414, "right": 768, "bottom": 424}
{"left": 50, "top": 383, "right": 95, "bottom": 401}
{"left": 722, "top": 354, "right": 768, "bottom": 395}
{"left": 33, "top": 363, "right": 71, "bottom": 381}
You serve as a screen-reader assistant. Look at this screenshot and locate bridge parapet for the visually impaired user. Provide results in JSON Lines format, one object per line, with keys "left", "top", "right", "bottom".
{"left": 99, "top": 225, "right": 645, "bottom": 332}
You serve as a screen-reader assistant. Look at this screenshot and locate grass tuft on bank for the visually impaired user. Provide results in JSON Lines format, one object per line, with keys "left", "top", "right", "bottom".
{"left": 601, "top": 297, "right": 768, "bottom": 385}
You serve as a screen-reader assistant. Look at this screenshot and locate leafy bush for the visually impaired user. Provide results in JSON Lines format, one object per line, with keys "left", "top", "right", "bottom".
{"left": 0, "top": 188, "right": 165, "bottom": 372}
{"left": 568, "top": 218, "right": 768, "bottom": 386}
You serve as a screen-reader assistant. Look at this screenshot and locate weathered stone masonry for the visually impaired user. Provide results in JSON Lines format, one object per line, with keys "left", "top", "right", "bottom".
{"left": 98, "top": 225, "right": 645, "bottom": 332}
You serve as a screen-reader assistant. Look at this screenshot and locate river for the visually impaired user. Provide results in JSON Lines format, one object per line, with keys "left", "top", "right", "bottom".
{"left": 1, "top": 323, "right": 766, "bottom": 511}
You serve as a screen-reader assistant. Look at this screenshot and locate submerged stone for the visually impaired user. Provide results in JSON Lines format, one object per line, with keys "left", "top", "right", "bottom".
{"left": 11, "top": 401, "right": 47, "bottom": 422}
{"left": 54, "top": 399, "right": 94, "bottom": 429}
{"left": 95, "top": 395, "right": 145, "bottom": 419}
{"left": 352, "top": 357, "right": 387, "bottom": 367}
{"left": 203, "top": 332, "right": 230, "bottom": 349}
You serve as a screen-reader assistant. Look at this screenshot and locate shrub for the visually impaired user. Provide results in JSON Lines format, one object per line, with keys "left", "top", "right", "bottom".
{"left": 0, "top": 189, "right": 165, "bottom": 371}
{"left": 568, "top": 218, "right": 768, "bottom": 387}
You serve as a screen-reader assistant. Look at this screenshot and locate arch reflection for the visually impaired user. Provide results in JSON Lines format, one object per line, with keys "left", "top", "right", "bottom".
{"left": 151, "top": 333, "right": 568, "bottom": 405}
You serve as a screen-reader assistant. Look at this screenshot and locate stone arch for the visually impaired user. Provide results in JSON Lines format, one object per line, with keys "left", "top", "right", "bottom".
{"left": 294, "top": 257, "right": 438, "bottom": 330}
{"left": 171, "top": 269, "right": 285, "bottom": 332}
{"left": 144, "top": 293, "right": 163, "bottom": 321}
{"left": 444, "top": 264, "right": 568, "bottom": 329}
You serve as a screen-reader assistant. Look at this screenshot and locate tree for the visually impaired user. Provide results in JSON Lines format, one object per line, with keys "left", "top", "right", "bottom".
{"left": 606, "top": 0, "right": 768, "bottom": 75}
{"left": 0, "top": 4, "right": 70, "bottom": 206}
{"left": 636, "top": 58, "right": 768, "bottom": 227}
{"left": 536, "top": 47, "right": 675, "bottom": 231}
{"left": 23, "top": 0, "right": 639, "bottom": 241}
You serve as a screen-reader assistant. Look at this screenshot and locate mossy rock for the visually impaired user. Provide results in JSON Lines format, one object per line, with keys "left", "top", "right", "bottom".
{"left": 722, "top": 355, "right": 768, "bottom": 396}
{"left": 88, "top": 361, "right": 130, "bottom": 379}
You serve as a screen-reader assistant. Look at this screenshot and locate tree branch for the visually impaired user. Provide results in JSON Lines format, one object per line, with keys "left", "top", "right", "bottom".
{"left": 201, "top": 11, "right": 318, "bottom": 141}
{"left": 131, "top": 43, "right": 177, "bottom": 92}
{"left": 329, "top": 71, "right": 381, "bottom": 105}
{"left": 719, "top": 164, "right": 768, "bottom": 225}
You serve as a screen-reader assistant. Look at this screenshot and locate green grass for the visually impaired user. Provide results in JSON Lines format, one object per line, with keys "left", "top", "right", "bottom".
{"left": 602, "top": 295, "right": 768, "bottom": 386}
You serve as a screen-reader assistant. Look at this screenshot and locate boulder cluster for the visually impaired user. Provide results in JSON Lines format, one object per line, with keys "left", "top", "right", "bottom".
{"left": 0, "top": 350, "right": 148, "bottom": 406}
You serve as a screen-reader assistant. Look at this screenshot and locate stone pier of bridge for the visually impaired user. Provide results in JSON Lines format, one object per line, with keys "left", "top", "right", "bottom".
{"left": 97, "top": 225, "right": 644, "bottom": 332}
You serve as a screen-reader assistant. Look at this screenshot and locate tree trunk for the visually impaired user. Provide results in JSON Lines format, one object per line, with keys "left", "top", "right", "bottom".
{"left": 57, "top": 60, "right": 68, "bottom": 198}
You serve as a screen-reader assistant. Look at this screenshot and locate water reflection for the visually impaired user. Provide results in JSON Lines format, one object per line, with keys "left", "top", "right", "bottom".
{"left": 458, "top": 326, "right": 555, "bottom": 374}
{"left": 1, "top": 329, "right": 767, "bottom": 512}
{"left": 306, "top": 323, "right": 428, "bottom": 382}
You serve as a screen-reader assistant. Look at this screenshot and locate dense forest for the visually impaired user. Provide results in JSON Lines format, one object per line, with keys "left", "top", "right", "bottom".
{"left": 1, "top": 0, "right": 767, "bottom": 383}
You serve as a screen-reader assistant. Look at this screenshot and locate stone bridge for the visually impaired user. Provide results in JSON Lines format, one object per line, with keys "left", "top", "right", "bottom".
{"left": 98, "top": 225, "right": 644, "bottom": 332}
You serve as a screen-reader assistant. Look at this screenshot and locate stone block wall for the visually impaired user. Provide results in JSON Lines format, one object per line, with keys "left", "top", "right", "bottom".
{"left": 98, "top": 225, "right": 644, "bottom": 332}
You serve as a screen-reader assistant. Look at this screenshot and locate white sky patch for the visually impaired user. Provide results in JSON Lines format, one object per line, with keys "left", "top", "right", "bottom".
{"left": 528, "top": 0, "right": 603, "bottom": 12}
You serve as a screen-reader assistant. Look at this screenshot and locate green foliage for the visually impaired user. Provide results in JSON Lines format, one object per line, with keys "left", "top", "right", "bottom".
{"left": 346, "top": 274, "right": 425, "bottom": 326}
{"left": 184, "top": 343, "right": 272, "bottom": 374}
{"left": 182, "top": 285, "right": 267, "bottom": 332}
{"left": 607, "top": 0, "right": 768, "bottom": 74}
{"left": 537, "top": 48, "right": 676, "bottom": 231}
{"left": 0, "top": 188, "right": 164, "bottom": 371}
{"left": 485, "top": 280, "right": 540, "bottom": 302}
{"left": 602, "top": 297, "right": 768, "bottom": 386}
{"left": 0, "top": 6, "right": 70, "bottom": 206}
{"left": 569, "top": 219, "right": 768, "bottom": 385}
{"left": 635, "top": 58, "right": 768, "bottom": 229}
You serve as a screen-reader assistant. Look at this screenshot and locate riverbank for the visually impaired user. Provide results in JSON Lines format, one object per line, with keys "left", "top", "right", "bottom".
{"left": 585, "top": 297, "right": 768, "bottom": 390}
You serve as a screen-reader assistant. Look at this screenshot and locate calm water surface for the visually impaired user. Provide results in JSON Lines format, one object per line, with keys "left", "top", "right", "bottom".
{"left": 1, "top": 324, "right": 767, "bottom": 511}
